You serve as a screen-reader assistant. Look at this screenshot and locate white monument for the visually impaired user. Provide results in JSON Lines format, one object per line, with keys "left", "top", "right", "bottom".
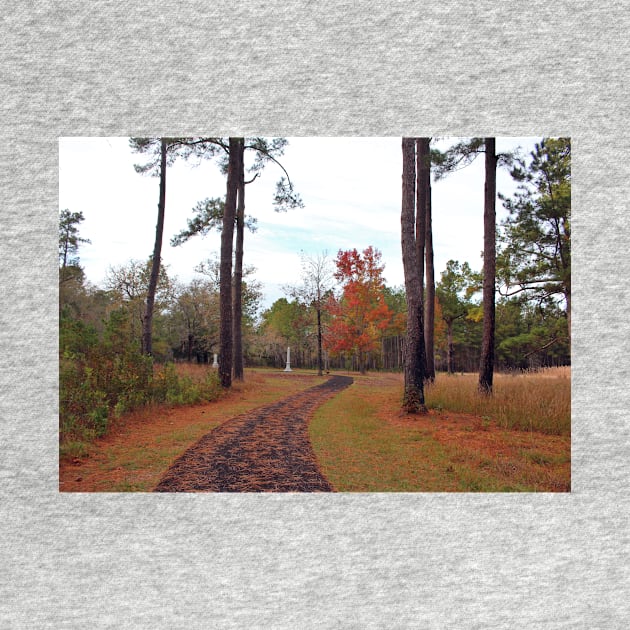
{"left": 212, "top": 353, "right": 219, "bottom": 368}
{"left": 284, "top": 346, "right": 292, "bottom": 372}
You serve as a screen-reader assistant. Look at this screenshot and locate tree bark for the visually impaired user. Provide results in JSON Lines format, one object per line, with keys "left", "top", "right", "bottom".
{"left": 142, "top": 138, "right": 167, "bottom": 356}
{"left": 316, "top": 305, "right": 323, "bottom": 376}
{"left": 565, "top": 289, "right": 571, "bottom": 350}
{"left": 401, "top": 138, "right": 426, "bottom": 413}
{"left": 219, "top": 138, "right": 243, "bottom": 388}
{"left": 424, "top": 181, "right": 436, "bottom": 382}
{"left": 479, "top": 138, "right": 497, "bottom": 394}
{"left": 232, "top": 166, "right": 245, "bottom": 381}
{"left": 358, "top": 350, "right": 366, "bottom": 375}
{"left": 416, "top": 139, "right": 429, "bottom": 308}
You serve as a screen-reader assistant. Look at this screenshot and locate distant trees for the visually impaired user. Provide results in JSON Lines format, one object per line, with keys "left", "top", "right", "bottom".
{"left": 435, "top": 260, "right": 479, "bottom": 374}
{"left": 257, "top": 298, "right": 313, "bottom": 367}
{"left": 59, "top": 209, "right": 92, "bottom": 320}
{"left": 62, "top": 136, "right": 570, "bottom": 396}
{"left": 104, "top": 258, "right": 173, "bottom": 353}
{"left": 257, "top": 251, "right": 407, "bottom": 373}
{"left": 170, "top": 279, "right": 219, "bottom": 362}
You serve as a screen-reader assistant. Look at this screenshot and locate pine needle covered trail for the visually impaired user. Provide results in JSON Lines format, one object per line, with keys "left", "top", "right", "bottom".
{"left": 154, "top": 375, "right": 353, "bottom": 492}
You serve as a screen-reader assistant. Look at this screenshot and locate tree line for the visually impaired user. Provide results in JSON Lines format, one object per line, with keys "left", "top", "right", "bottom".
{"left": 60, "top": 135, "right": 570, "bottom": 436}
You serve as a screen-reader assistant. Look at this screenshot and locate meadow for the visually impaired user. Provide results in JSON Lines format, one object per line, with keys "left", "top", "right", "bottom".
{"left": 60, "top": 366, "right": 570, "bottom": 492}
{"left": 310, "top": 368, "right": 570, "bottom": 492}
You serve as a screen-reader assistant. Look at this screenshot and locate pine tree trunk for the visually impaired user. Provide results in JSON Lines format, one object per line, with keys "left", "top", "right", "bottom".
{"left": 447, "top": 321, "right": 454, "bottom": 374}
{"left": 424, "top": 181, "right": 436, "bottom": 382}
{"left": 479, "top": 138, "right": 497, "bottom": 394}
{"left": 232, "top": 169, "right": 245, "bottom": 381}
{"left": 401, "top": 138, "right": 426, "bottom": 413}
{"left": 219, "top": 138, "right": 243, "bottom": 388}
{"left": 565, "top": 289, "right": 571, "bottom": 351}
{"left": 142, "top": 138, "right": 167, "bottom": 356}
{"left": 316, "top": 306, "right": 323, "bottom": 376}
{"left": 416, "top": 138, "right": 429, "bottom": 307}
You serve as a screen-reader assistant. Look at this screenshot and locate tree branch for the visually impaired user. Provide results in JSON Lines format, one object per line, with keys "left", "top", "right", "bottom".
{"left": 524, "top": 337, "right": 558, "bottom": 358}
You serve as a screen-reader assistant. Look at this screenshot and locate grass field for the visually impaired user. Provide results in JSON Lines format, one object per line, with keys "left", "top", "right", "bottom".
{"left": 60, "top": 366, "right": 570, "bottom": 492}
{"left": 310, "top": 369, "right": 570, "bottom": 492}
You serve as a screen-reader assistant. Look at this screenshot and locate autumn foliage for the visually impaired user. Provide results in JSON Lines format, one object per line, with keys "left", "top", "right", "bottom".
{"left": 325, "top": 247, "right": 393, "bottom": 373}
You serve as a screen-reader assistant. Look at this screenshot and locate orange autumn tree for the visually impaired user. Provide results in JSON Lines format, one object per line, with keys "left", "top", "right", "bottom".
{"left": 325, "top": 247, "right": 393, "bottom": 374}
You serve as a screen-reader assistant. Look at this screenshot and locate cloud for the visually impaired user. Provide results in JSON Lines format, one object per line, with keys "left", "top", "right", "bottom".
{"left": 60, "top": 136, "right": 539, "bottom": 310}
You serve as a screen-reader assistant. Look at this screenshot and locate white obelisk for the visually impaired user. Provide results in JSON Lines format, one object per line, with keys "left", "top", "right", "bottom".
{"left": 212, "top": 353, "right": 219, "bottom": 368}
{"left": 284, "top": 346, "right": 292, "bottom": 372}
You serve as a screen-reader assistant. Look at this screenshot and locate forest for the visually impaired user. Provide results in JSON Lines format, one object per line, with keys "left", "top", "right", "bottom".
{"left": 60, "top": 136, "right": 571, "bottom": 492}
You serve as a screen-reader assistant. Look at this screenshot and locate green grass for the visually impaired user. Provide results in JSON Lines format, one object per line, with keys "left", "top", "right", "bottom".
{"left": 310, "top": 373, "right": 570, "bottom": 492}
{"left": 59, "top": 440, "right": 91, "bottom": 460}
{"left": 311, "top": 382, "right": 483, "bottom": 491}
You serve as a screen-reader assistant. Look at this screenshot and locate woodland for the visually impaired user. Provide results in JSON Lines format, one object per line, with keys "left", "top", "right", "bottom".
{"left": 60, "top": 137, "right": 571, "bottom": 491}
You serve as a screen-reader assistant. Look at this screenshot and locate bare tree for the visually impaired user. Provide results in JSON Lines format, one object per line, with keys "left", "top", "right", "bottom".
{"left": 285, "top": 251, "right": 334, "bottom": 376}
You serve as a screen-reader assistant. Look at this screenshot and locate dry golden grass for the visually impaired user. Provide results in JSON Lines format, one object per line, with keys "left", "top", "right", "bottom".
{"left": 426, "top": 367, "right": 570, "bottom": 435}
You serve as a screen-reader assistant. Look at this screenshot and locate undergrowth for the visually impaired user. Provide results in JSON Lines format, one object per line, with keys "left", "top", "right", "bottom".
{"left": 60, "top": 355, "right": 222, "bottom": 453}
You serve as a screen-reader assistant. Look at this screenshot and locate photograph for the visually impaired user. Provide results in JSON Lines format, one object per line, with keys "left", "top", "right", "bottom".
{"left": 59, "top": 136, "right": 571, "bottom": 492}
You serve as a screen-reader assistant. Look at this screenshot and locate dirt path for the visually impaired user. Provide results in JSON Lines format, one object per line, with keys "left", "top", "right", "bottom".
{"left": 154, "top": 375, "right": 353, "bottom": 492}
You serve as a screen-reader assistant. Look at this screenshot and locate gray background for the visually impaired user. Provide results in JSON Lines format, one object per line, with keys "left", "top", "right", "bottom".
{"left": 1, "top": 1, "right": 628, "bottom": 627}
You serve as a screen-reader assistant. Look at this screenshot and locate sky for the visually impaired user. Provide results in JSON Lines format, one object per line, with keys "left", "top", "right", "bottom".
{"left": 58, "top": 136, "right": 539, "bottom": 310}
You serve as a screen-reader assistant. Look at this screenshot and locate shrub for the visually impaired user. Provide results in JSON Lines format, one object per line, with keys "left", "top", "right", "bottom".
{"left": 60, "top": 308, "right": 224, "bottom": 449}
{"left": 60, "top": 350, "right": 223, "bottom": 446}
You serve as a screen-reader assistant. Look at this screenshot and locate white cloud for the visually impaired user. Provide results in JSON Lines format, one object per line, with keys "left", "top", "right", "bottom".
{"left": 59, "top": 136, "right": 539, "bottom": 308}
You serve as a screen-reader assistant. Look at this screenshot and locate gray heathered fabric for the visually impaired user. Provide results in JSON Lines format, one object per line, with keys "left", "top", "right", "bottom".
{"left": 1, "top": 1, "right": 628, "bottom": 627}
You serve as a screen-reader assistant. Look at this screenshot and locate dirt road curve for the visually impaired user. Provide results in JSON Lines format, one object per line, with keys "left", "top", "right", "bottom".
{"left": 154, "top": 375, "right": 353, "bottom": 492}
